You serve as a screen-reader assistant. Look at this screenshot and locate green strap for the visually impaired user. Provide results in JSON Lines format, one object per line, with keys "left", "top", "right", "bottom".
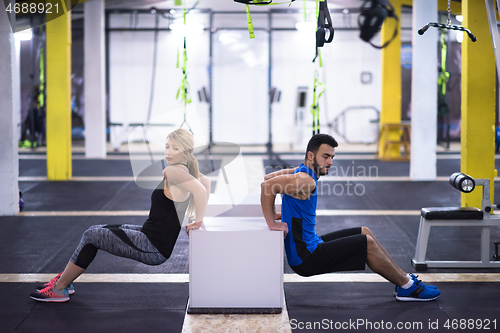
{"left": 310, "top": 0, "right": 326, "bottom": 134}
{"left": 242, "top": 0, "right": 296, "bottom": 39}
{"left": 176, "top": 41, "right": 180, "bottom": 68}
{"left": 246, "top": 5, "right": 255, "bottom": 39}
{"left": 438, "top": 32, "right": 450, "bottom": 96}
{"left": 39, "top": 46, "right": 44, "bottom": 108}
{"left": 303, "top": 0, "right": 307, "bottom": 22}
{"left": 176, "top": 6, "right": 192, "bottom": 120}
{"left": 310, "top": 70, "right": 325, "bottom": 135}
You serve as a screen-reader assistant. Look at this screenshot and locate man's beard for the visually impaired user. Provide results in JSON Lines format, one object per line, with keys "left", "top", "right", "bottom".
{"left": 312, "top": 157, "right": 329, "bottom": 176}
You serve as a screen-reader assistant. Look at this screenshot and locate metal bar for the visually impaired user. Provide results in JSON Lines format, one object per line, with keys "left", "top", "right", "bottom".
{"left": 105, "top": 11, "right": 110, "bottom": 131}
{"left": 267, "top": 11, "right": 272, "bottom": 151}
{"left": 481, "top": 227, "right": 491, "bottom": 263}
{"left": 424, "top": 261, "right": 500, "bottom": 268}
{"left": 107, "top": 28, "right": 174, "bottom": 31}
{"left": 209, "top": 10, "right": 214, "bottom": 144}
{"left": 486, "top": 0, "right": 500, "bottom": 85}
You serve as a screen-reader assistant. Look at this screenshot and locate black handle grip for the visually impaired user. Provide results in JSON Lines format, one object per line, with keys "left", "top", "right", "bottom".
{"left": 418, "top": 24, "right": 430, "bottom": 35}
{"left": 466, "top": 30, "right": 477, "bottom": 42}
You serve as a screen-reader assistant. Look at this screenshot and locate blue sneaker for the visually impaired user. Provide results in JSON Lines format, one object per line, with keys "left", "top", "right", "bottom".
{"left": 394, "top": 274, "right": 437, "bottom": 296}
{"left": 396, "top": 280, "right": 441, "bottom": 302}
{"left": 410, "top": 274, "right": 437, "bottom": 289}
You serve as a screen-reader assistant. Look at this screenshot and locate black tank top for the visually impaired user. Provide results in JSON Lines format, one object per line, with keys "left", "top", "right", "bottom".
{"left": 142, "top": 181, "right": 190, "bottom": 259}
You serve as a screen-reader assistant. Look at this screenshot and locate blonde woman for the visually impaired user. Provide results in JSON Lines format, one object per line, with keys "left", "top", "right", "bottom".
{"left": 30, "top": 129, "right": 210, "bottom": 302}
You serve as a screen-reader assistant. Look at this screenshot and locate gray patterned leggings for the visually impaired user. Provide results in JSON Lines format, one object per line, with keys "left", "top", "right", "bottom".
{"left": 69, "top": 224, "right": 167, "bottom": 269}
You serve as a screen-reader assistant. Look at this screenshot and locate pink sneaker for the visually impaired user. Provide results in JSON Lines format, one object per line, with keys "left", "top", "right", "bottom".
{"left": 30, "top": 286, "right": 70, "bottom": 302}
{"left": 36, "top": 273, "right": 75, "bottom": 295}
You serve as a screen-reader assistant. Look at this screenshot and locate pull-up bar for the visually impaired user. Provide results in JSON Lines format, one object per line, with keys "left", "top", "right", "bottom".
{"left": 418, "top": 22, "right": 477, "bottom": 42}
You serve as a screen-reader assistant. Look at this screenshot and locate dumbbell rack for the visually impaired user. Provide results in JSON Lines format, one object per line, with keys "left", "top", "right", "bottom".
{"left": 412, "top": 177, "right": 500, "bottom": 270}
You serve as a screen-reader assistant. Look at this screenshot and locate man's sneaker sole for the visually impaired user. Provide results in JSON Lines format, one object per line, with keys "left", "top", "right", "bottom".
{"left": 29, "top": 294, "right": 70, "bottom": 302}
{"left": 396, "top": 294, "right": 440, "bottom": 302}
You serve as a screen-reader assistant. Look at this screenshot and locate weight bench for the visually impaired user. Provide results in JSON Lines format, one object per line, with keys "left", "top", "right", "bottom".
{"left": 412, "top": 172, "right": 500, "bottom": 271}
{"left": 187, "top": 217, "right": 284, "bottom": 314}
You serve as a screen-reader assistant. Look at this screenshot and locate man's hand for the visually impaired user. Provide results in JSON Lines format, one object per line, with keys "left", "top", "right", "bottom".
{"left": 269, "top": 220, "right": 288, "bottom": 238}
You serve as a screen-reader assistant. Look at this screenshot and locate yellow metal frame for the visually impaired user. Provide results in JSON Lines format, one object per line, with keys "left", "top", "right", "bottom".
{"left": 46, "top": 2, "right": 72, "bottom": 180}
{"left": 378, "top": 0, "right": 403, "bottom": 160}
{"left": 461, "top": 0, "right": 496, "bottom": 208}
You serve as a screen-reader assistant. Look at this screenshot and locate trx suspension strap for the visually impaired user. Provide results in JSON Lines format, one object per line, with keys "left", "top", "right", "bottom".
{"left": 315, "top": 0, "right": 333, "bottom": 54}
{"left": 176, "top": 4, "right": 193, "bottom": 133}
{"left": 310, "top": 0, "right": 329, "bottom": 135}
{"left": 358, "top": 0, "right": 399, "bottom": 49}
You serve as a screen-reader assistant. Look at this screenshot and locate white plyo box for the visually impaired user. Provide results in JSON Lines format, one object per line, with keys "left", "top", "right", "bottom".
{"left": 188, "top": 217, "right": 284, "bottom": 312}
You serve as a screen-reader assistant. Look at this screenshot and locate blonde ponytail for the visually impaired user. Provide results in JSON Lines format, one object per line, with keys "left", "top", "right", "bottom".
{"left": 166, "top": 128, "right": 200, "bottom": 216}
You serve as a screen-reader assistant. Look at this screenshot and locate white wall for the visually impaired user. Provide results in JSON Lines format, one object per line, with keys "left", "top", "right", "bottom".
{"left": 109, "top": 11, "right": 383, "bottom": 146}
{"left": 0, "top": 3, "right": 19, "bottom": 215}
{"left": 272, "top": 28, "right": 381, "bottom": 146}
{"left": 109, "top": 13, "right": 210, "bottom": 143}
{"left": 213, "top": 29, "right": 269, "bottom": 144}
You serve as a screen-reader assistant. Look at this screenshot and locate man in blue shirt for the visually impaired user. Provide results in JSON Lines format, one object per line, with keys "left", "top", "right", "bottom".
{"left": 260, "top": 133, "right": 440, "bottom": 302}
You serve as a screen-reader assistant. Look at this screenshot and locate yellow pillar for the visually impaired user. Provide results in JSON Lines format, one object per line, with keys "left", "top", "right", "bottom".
{"left": 378, "top": 0, "right": 402, "bottom": 159}
{"left": 46, "top": 3, "right": 72, "bottom": 180}
{"left": 461, "top": 0, "right": 495, "bottom": 207}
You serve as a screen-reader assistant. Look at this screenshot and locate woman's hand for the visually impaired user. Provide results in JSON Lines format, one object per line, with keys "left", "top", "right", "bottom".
{"left": 186, "top": 220, "right": 203, "bottom": 236}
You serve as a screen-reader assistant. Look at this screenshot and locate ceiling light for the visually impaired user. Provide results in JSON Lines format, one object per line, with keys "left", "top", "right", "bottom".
{"left": 15, "top": 29, "right": 32, "bottom": 41}
{"left": 170, "top": 23, "right": 204, "bottom": 35}
{"left": 295, "top": 22, "right": 316, "bottom": 33}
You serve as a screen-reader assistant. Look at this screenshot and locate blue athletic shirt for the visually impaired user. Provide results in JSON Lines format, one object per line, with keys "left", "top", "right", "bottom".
{"left": 281, "top": 163, "right": 323, "bottom": 266}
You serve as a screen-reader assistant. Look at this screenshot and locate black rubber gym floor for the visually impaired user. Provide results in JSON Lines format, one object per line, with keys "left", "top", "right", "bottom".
{"left": 285, "top": 282, "right": 500, "bottom": 333}
{"left": 3, "top": 156, "right": 500, "bottom": 332}
{"left": 0, "top": 283, "right": 187, "bottom": 333}
{"left": 19, "top": 158, "right": 222, "bottom": 177}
